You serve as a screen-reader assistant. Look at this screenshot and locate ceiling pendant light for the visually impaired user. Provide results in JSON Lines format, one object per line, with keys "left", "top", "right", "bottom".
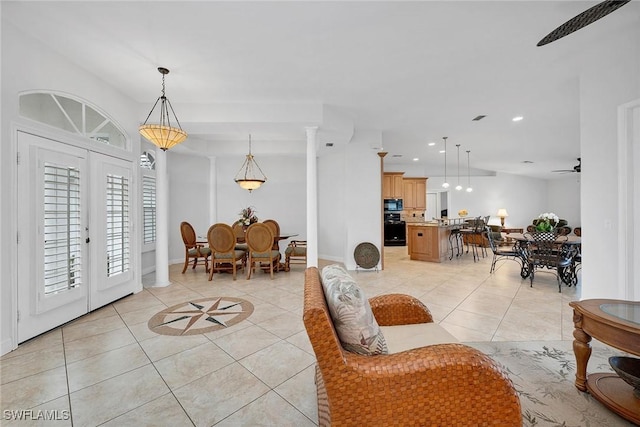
{"left": 139, "top": 67, "right": 188, "bottom": 151}
{"left": 235, "top": 134, "right": 267, "bottom": 192}
{"left": 455, "top": 144, "right": 462, "bottom": 191}
{"left": 442, "top": 137, "right": 449, "bottom": 189}
{"left": 466, "top": 150, "right": 473, "bottom": 192}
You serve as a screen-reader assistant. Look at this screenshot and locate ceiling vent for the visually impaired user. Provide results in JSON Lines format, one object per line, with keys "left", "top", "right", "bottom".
{"left": 472, "top": 115, "right": 487, "bottom": 121}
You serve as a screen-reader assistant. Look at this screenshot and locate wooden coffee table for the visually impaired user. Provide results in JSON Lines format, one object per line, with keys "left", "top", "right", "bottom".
{"left": 569, "top": 299, "right": 640, "bottom": 424}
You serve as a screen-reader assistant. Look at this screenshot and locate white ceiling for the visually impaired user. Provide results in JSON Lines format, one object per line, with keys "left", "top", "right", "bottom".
{"left": 4, "top": 1, "right": 639, "bottom": 179}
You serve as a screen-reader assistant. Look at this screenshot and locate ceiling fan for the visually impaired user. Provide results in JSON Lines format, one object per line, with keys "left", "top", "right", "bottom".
{"left": 552, "top": 158, "right": 581, "bottom": 174}
{"left": 537, "top": 0, "right": 631, "bottom": 46}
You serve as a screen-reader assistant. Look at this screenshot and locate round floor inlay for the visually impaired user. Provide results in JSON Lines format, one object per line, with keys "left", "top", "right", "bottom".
{"left": 148, "top": 297, "right": 254, "bottom": 336}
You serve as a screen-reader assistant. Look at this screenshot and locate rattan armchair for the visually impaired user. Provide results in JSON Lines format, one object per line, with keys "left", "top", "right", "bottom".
{"left": 179, "top": 221, "right": 211, "bottom": 274}
{"left": 245, "top": 222, "right": 280, "bottom": 279}
{"left": 207, "top": 223, "right": 246, "bottom": 281}
{"left": 303, "top": 267, "right": 522, "bottom": 426}
{"left": 262, "top": 219, "right": 281, "bottom": 250}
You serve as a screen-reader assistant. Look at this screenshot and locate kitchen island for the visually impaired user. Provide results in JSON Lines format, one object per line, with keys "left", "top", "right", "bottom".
{"left": 406, "top": 223, "right": 452, "bottom": 262}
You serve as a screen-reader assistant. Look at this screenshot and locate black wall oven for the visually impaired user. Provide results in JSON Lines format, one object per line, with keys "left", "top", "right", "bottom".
{"left": 384, "top": 212, "right": 406, "bottom": 246}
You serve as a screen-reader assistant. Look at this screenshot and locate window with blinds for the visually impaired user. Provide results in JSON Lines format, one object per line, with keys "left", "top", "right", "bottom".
{"left": 142, "top": 175, "right": 156, "bottom": 244}
{"left": 106, "top": 174, "right": 130, "bottom": 277}
{"left": 43, "top": 164, "right": 82, "bottom": 295}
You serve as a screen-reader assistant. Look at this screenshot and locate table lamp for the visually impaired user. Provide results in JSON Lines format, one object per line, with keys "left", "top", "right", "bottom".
{"left": 497, "top": 208, "right": 509, "bottom": 227}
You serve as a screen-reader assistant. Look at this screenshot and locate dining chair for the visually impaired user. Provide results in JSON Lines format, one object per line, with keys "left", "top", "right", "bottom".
{"left": 461, "top": 217, "right": 487, "bottom": 262}
{"left": 232, "top": 222, "right": 248, "bottom": 251}
{"left": 525, "top": 231, "right": 575, "bottom": 292}
{"left": 245, "top": 222, "right": 281, "bottom": 279}
{"left": 180, "top": 221, "right": 211, "bottom": 274}
{"left": 485, "top": 226, "right": 521, "bottom": 273}
{"left": 207, "top": 223, "right": 246, "bottom": 281}
{"left": 263, "top": 219, "right": 281, "bottom": 250}
{"left": 285, "top": 240, "right": 307, "bottom": 271}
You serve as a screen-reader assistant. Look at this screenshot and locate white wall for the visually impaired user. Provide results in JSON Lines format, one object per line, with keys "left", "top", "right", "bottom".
{"left": 164, "top": 151, "right": 308, "bottom": 264}
{"left": 391, "top": 165, "right": 581, "bottom": 232}
{"left": 344, "top": 131, "right": 383, "bottom": 271}
{"left": 1, "top": 23, "right": 141, "bottom": 354}
{"left": 580, "top": 21, "right": 640, "bottom": 299}
{"left": 167, "top": 151, "right": 212, "bottom": 263}
{"left": 389, "top": 164, "right": 576, "bottom": 231}
{"left": 547, "top": 176, "right": 581, "bottom": 229}
{"left": 318, "top": 145, "right": 347, "bottom": 262}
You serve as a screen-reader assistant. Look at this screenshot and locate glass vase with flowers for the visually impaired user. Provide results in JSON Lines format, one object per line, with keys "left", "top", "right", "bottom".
{"left": 533, "top": 212, "right": 559, "bottom": 232}
{"left": 237, "top": 206, "right": 259, "bottom": 228}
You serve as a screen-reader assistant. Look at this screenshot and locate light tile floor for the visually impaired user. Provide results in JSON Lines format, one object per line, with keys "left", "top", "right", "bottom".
{"left": 1, "top": 246, "right": 581, "bottom": 426}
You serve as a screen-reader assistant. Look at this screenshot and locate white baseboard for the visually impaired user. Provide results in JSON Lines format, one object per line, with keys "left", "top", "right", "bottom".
{"left": 318, "top": 254, "right": 343, "bottom": 263}
{"left": 1, "top": 338, "right": 16, "bottom": 356}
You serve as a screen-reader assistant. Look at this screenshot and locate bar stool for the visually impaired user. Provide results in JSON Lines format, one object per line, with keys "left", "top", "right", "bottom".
{"left": 449, "top": 227, "right": 464, "bottom": 260}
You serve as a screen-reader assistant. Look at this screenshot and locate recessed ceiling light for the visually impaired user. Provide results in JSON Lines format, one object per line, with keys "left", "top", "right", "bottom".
{"left": 522, "top": 160, "right": 534, "bottom": 164}
{"left": 428, "top": 142, "right": 436, "bottom": 146}
{"left": 413, "top": 157, "right": 419, "bottom": 161}
{"left": 512, "top": 116, "right": 524, "bottom": 122}
{"left": 439, "top": 150, "right": 445, "bottom": 154}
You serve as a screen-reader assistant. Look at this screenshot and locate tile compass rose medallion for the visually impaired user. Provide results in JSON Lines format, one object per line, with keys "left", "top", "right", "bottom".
{"left": 148, "top": 297, "right": 254, "bottom": 336}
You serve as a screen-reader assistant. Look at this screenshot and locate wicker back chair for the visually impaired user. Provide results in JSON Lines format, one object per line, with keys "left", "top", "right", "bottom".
{"left": 245, "top": 222, "right": 280, "bottom": 279}
{"left": 207, "top": 223, "right": 246, "bottom": 281}
{"left": 262, "top": 219, "right": 281, "bottom": 250}
{"left": 179, "top": 221, "right": 211, "bottom": 274}
{"left": 303, "top": 267, "right": 522, "bottom": 426}
{"left": 232, "top": 222, "right": 248, "bottom": 251}
{"left": 232, "top": 222, "right": 246, "bottom": 242}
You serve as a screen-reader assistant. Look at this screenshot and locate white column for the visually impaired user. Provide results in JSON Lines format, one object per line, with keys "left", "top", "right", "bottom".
{"left": 209, "top": 156, "right": 217, "bottom": 225}
{"left": 306, "top": 126, "right": 319, "bottom": 267}
{"left": 154, "top": 149, "right": 170, "bottom": 287}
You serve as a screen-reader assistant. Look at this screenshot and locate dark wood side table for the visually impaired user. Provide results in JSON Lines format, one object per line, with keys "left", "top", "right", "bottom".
{"left": 569, "top": 299, "right": 640, "bottom": 424}
{"left": 501, "top": 228, "right": 524, "bottom": 245}
{"left": 501, "top": 227, "right": 524, "bottom": 234}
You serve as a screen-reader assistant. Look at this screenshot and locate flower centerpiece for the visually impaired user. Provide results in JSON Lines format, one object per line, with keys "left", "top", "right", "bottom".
{"left": 534, "top": 212, "right": 559, "bottom": 232}
{"left": 237, "top": 206, "right": 258, "bottom": 226}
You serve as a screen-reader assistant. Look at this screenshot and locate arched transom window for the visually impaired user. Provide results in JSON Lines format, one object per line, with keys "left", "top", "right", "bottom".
{"left": 19, "top": 92, "right": 127, "bottom": 149}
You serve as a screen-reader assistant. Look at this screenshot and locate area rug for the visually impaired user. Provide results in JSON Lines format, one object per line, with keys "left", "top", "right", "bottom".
{"left": 468, "top": 340, "right": 636, "bottom": 426}
{"left": 148, "top": 297, "right": 253, "bottom": 336}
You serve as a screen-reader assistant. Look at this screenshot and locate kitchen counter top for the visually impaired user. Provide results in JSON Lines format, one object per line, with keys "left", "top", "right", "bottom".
{"left": 404, "top": 222, "right": 464, "bottom": 229}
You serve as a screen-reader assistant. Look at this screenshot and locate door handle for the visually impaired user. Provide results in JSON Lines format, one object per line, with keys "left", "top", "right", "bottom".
{"left": 86, "top": 237, "right": 90, "bottom": 243}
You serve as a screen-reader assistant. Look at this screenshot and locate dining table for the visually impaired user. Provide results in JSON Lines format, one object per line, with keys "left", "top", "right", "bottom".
{"left": 509, "top": 233, "right": 581, "bottom": 286}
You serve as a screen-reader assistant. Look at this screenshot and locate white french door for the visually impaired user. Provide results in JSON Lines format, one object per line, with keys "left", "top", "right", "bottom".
{"left": 89, "top": 153, "right": 133, "bottom": 310}
{"left": 17, "top": 131, "right": 134, "bottom": 342}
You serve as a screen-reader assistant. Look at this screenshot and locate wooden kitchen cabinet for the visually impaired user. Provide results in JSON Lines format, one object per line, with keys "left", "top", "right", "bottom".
{"left": 402, "top": 178, "right": 427, "bottom": 209}
{"left": 383, "top": 173, "right": 404, "bottom": 199}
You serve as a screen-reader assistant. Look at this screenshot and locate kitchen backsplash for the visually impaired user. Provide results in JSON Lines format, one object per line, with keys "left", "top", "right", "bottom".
{"left": 402, "top": 210, "right": 427, "bottom": 222}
